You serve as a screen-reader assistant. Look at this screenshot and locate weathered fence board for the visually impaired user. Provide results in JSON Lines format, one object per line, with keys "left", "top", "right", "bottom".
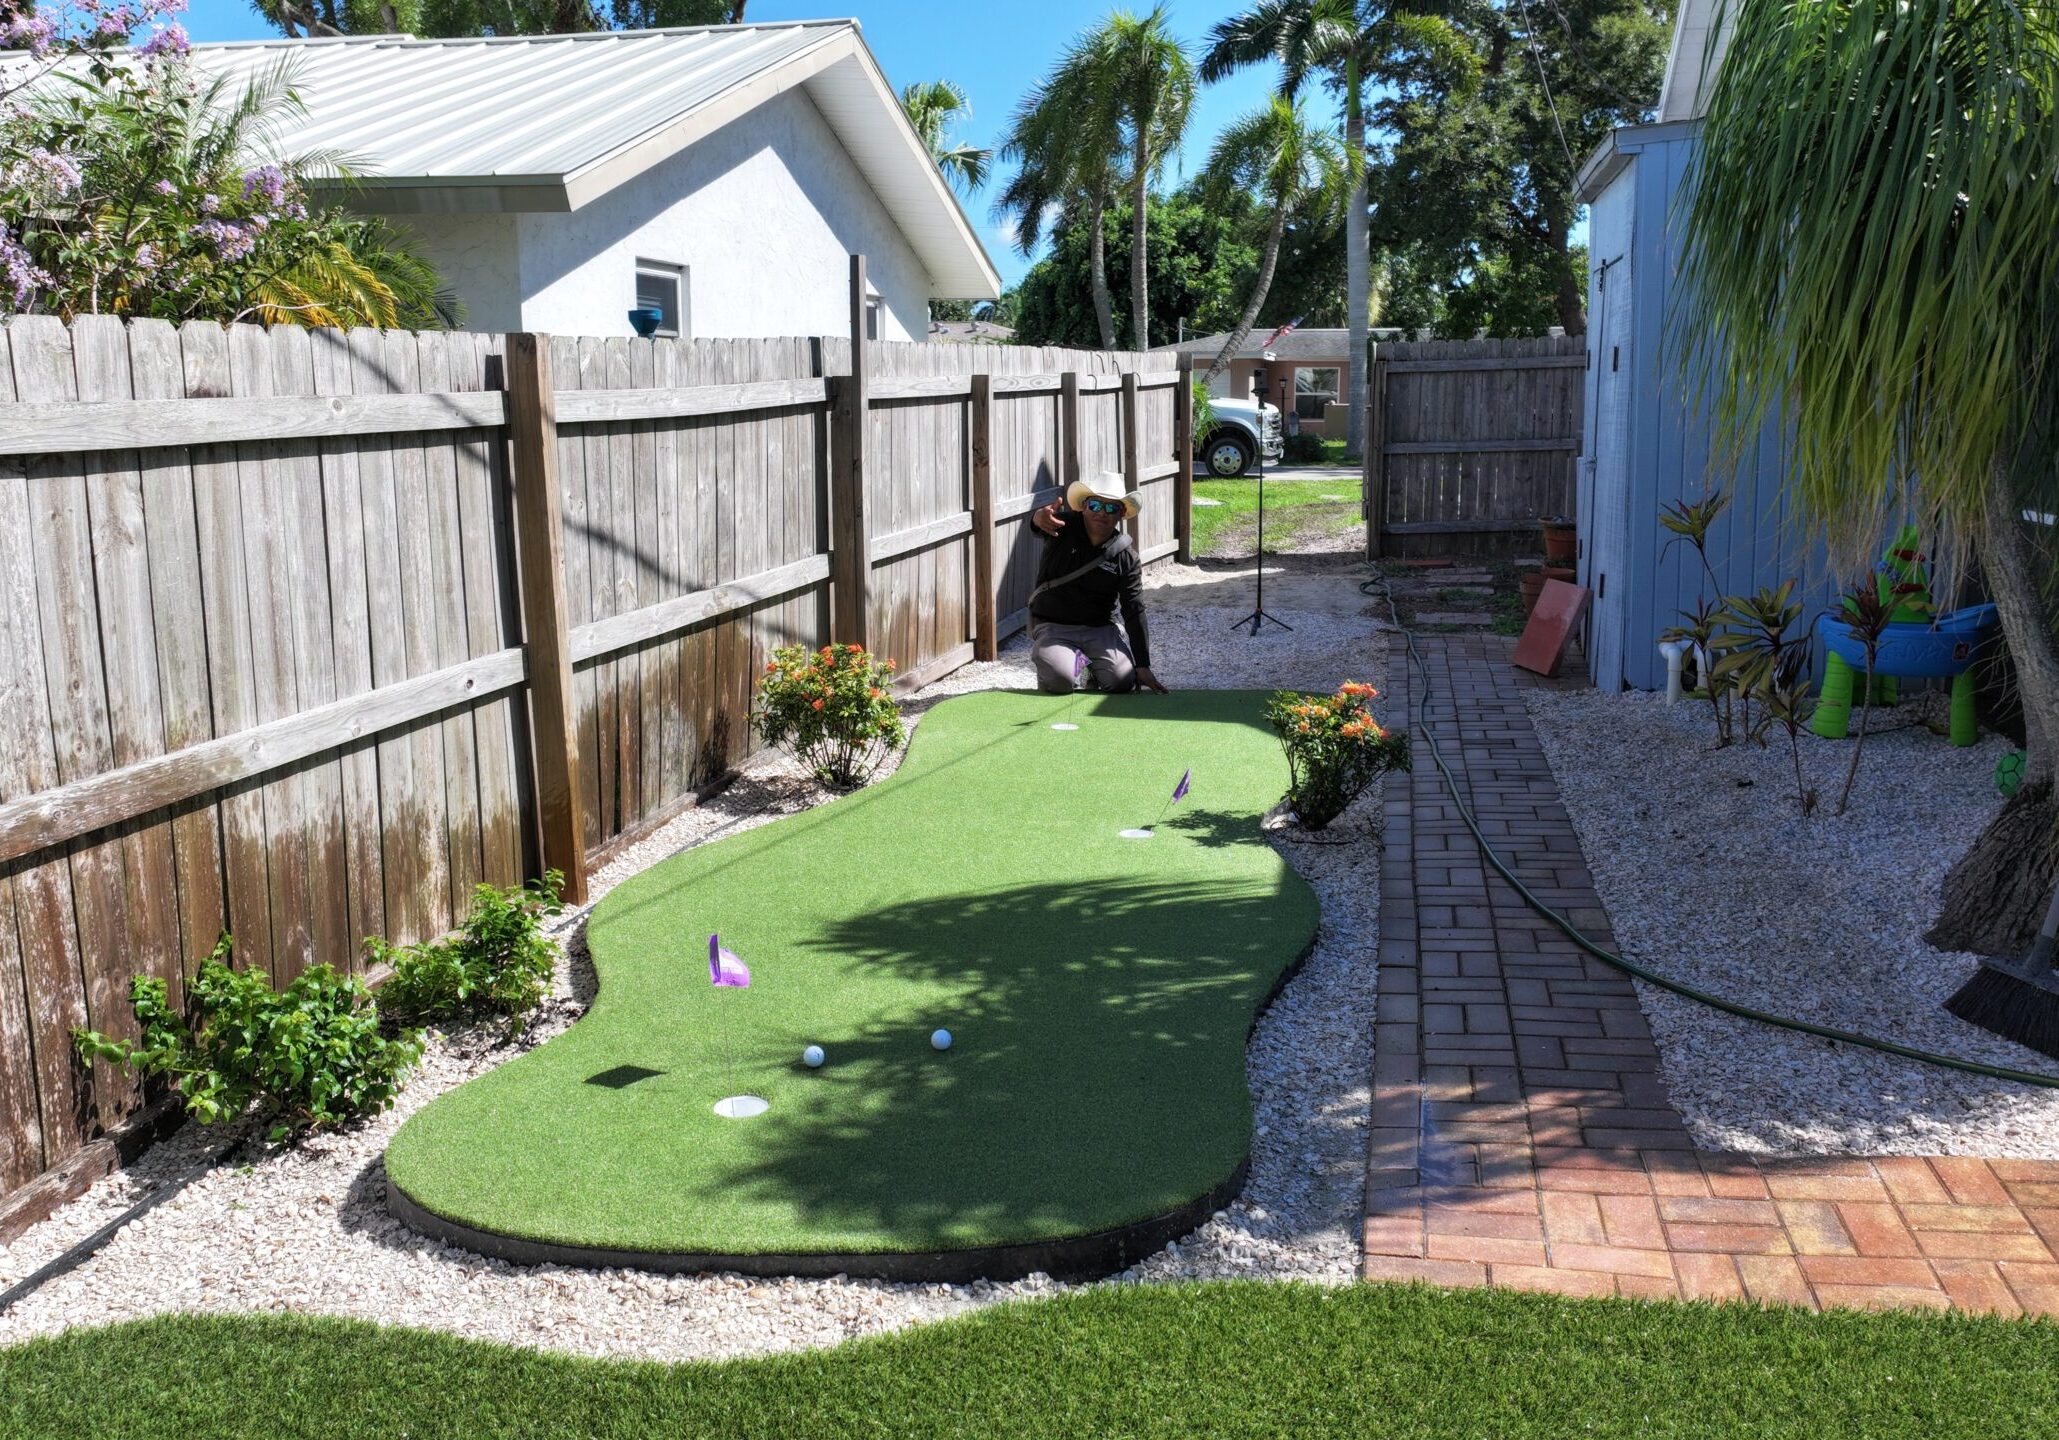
{"left": 1362, "top": 335, "right": 1587, "bottom": 558}
{"left": 0, "top": 312, "right": 1178, "bottom": 1233}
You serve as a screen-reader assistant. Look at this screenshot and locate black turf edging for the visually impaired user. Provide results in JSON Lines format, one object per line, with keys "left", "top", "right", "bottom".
{"left": 384, "top": 907, "right": 1323, "bottom": 1283}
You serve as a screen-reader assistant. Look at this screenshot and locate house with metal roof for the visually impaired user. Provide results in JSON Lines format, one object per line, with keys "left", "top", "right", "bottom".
{"left": 183, "top": 23, "right": 1001, "bottom": 340}
{"left": 1172, "top": 328, "right": 1403, "bottom": 439}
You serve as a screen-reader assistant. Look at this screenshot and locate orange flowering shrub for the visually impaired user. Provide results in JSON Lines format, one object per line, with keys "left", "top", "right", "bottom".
{"left": 754, "top": 642, "right": 905, "bottom": 789}
{"left": 1264, "top": 681, "right": 1410, "bottom": 830}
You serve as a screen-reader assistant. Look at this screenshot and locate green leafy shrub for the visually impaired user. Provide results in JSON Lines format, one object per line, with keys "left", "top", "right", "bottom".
{"left": 375, "top": 873, "right": 566, "bottom": 1028}
{"left": 73, "top": 939, "right": 423, "bottom": 1141}
{"left": 755, "top": 642, "right": 907, "bottom": 789}
{"left": 1265, "top": 682, "right": 1412, "bottom": 831}
{"left": 1281, "top": 433, "right": 1329, "bottom": 464}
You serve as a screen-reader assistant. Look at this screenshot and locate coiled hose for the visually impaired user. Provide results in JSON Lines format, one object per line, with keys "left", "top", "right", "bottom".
{"left": 1361, "top": 572, "right": 2059, "bottom": 1091}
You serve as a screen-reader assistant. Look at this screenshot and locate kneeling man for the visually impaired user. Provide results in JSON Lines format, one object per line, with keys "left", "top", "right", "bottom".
{"left": 1027, "top": 472, "right": 1167, "bottom": 694}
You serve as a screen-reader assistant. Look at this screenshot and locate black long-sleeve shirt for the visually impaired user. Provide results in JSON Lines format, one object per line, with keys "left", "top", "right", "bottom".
{"left": 1027, "top": 509, "right": 1152, "bottom": 668}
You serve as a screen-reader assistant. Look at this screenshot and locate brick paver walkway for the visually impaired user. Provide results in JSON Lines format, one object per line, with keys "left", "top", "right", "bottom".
{"left": 1366, "top": 633, "right": 2059, "bottom": 1315}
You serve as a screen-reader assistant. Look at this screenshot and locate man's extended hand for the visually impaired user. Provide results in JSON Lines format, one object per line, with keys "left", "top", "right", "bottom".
{"left": 1032, "top": 500, "right": 1067, "bottom": 536}
{"left": 1136, "top": 666, "right": 1168, "bottom": 694}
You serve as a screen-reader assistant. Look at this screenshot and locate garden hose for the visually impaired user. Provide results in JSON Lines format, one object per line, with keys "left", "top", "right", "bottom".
{"left": 1359, "top": 572, "right": 2059, "bottom": 1091}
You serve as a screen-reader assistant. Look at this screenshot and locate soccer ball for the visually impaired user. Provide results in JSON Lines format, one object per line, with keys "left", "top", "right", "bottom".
{"left": 1996, "top": 751, "right": 2028, "bottom": 798}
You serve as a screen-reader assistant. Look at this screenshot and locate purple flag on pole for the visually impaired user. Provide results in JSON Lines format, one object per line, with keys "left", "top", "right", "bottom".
{"left": 1172, "top": 768, "right": 1191, "bottom": 803}
{"left": 1073, "top": 649, "right": 1088, "bottom": 682}
{"left": 709, "top": 934, "right": 751, "bottom": 988}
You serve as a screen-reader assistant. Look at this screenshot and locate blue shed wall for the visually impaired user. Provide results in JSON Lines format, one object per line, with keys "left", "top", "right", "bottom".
{"left": 1590, "top": 123, "right": 1832, "bottom": 691}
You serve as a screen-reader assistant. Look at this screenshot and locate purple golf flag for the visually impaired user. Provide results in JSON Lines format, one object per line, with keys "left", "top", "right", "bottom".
{"left": 1073, "top": 649, "right": 1088, "bottom": 682}
{"left": 709, "top": 934, "right": 750, "bottom": 988}
{"left": 1172, "top": 768, "right": 1191, "bottom": 803}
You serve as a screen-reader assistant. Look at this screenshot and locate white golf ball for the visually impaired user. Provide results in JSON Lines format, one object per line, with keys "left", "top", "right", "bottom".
{"left": 930, "top": 1028, "right": 953, "bottom": 1051}
{"left": 802, "top": 1044, "right": 825, "bottom": 1068}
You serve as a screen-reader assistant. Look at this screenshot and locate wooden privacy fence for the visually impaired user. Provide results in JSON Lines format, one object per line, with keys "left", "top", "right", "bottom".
{"left": 0, "top": 295, "right": 1193, "bottom": 1227}
{"left": 1362, "top": 335, "right": 1586, "bottom": 557}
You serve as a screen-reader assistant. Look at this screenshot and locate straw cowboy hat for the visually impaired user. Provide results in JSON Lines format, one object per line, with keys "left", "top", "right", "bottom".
{"left": 1067, "top": 471, "right": 1142, "bottom": 520}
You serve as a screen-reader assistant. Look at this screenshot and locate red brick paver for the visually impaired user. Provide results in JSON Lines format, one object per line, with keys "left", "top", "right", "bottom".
{"left": 1365, "top": 634, "right": 2059, "bottom": 1314}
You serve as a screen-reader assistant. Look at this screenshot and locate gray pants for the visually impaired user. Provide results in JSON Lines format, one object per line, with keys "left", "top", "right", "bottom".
{"left": 1031, "top": 620, "right": 1136, "bottom": 694}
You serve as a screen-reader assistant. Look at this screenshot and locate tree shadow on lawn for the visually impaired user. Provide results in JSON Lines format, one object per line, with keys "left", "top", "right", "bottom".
{"left": 698, "top": 874, "right": 1318, "bottom": 1253}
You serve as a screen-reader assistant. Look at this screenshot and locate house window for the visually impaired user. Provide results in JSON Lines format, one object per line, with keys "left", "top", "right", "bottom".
{"left": 1294, "top": 366, "right": 1340, "bottom": 420}
{"left": 865, "top": 297, "right": 881, "bottom": 341}
{"left": 634, "top": 260, "right": 687, "bottom": 338}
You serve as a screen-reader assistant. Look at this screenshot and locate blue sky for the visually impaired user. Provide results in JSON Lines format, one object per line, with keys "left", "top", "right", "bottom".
{"left": 175, "top": 0, "right": 1287, "bottom": 287}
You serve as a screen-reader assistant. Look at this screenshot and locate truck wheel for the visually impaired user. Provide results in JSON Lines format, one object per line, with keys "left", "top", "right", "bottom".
{"left": 1204, "top": 432, "right": 1253, "bottom": 478}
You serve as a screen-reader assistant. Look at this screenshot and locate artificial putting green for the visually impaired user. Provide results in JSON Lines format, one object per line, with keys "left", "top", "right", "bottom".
{"left": 385, "top": 689, "right": 1320, "bottom": 1259}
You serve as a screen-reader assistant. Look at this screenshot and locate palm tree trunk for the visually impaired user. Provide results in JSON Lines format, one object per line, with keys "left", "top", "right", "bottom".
{"left": 1343, "top": 61, "right": 1369, "bottom": 461}
{"left": 1927, "top": 461, "right": 2059, "bottom": 955}
{"left": 1129, "top": 132, "right": 1151, "bottom": 350}
{"left": 1206, "top": 203, "right": 1290, "bottom": 386}
{"left": 1086, "top": 192, "right": 1117, "bottom": 351}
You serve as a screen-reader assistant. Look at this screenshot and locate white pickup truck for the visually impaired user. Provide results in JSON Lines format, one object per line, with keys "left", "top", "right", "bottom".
{"left": 1198, "top": 396, "right": 1286, "bottom": 477}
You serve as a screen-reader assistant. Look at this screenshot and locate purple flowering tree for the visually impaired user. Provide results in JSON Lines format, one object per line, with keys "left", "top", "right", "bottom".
{"left": 2, "top": 0, "right": 454, "bottom": 326}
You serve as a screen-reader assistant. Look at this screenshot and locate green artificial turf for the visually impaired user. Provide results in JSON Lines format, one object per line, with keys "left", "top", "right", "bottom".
{"left": 385, "top": 690, "right": 1320, "bottom": 1258}
{"left": 9, "top": 1283, "right": 2058, "bottom": 1439}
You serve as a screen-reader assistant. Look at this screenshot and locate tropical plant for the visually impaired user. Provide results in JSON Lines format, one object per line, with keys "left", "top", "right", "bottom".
{"left": 996, "top": 7, "right": 1194, "bottom": 350}
{"left": 1265, "top": 681, "right": 1410, "bottom": 830}
{"left": 1680, "top": 0, "right": 2059, "bottom": 953}
{"left": 1657, "top": 490, "right": 1738, "bottom": 745}
{"left": 1762, "top": 672, "right": 1819, "bottom": 818}
{"left": 2, "top": 47, "right": 457, "bottom": 326}
{"left": 900, "top": 79, "right": 991, "bottom": 193}
{"left": 73, "top": 937, "right": 424, "bottom": 1141}
{"left": 374, "top": 872, "right": 566, "bottom": 1031}
{"left": 755, "top": 642, "right": 906, "bottom": 789}
{"left": 1829, "top": 582, "right": 1897, "bottom": 818}
{"left": 1715, "top": 581, "right": 1804, "bottom": 746}
{"left": 1197, "top": 93, "right": 1344, "bottom": 385}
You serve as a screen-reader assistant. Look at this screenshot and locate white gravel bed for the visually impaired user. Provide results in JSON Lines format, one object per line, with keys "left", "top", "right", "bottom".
{"left": 1526, "top": 685, "right": 2059, "bottom": 1158}
{"left": 1, "top": 559, "right": 1389, "bottom": 1362}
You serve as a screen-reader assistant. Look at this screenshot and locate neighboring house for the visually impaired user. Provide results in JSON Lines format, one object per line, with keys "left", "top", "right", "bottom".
{"left": 926, "top": 319, "right": 1016, "bottom": 344}
{"left": 185, "top": 24, "right": 1001, "bottom": 340}
{"left": 1173, "top": 328, "right": 1395, "bottom": 438}
{"left": 1573, "top": 0, "right": 1822, "bottom": 692}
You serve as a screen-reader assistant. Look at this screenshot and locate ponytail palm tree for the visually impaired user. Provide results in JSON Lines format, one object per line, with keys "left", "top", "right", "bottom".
{"left": 1680, "top": 0, "right": 2059, "bottom": 953}
{"left": 900, "top": 79, "right": 991, "bottom": 193}
{"left": 1198, "top": 94, "right": 1344, "bottom": 384}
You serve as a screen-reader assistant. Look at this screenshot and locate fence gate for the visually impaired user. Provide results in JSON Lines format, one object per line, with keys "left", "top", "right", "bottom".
{"left": 1362, "top": 335, "right": 1587, "bottom": 558}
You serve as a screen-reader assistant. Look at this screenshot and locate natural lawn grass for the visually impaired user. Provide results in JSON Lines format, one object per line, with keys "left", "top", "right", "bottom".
{"left": 1191, "top": 475, "right": 1364, "bottom": 556}
{"left": 8, "top": 1282, "right": 2058, "bottom": 1439}
{"left": 386, "top": 690, "right": 1319, "bottom": 1259}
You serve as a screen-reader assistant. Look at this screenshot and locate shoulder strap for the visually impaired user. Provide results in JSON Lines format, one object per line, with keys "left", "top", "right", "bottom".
{"left": 1028, "top": 533, "right": 1132, "bottom": 607}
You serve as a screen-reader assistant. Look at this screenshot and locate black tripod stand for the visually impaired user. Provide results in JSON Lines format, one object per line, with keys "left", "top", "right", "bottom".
{"left": 1230, "top": 400, "right": 1292, "bottom": 636}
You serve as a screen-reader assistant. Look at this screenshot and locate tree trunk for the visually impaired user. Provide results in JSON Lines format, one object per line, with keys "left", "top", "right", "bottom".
{"left": 1205, "top": 204, "right": 1290, "bottom": 386}
{"left": 1927, "top": 463, "right": 2059, "bottom": 954}
{"left": 1129, "top": 135, "right": 1150, "bottom": 351}
{"left": 1343, "top": 68, "right": 1369, "bottom": 461}
{"left": 1550, "top": 214, "right": 1586, "bottom": 335}
{"left": 1086, "top": 193, "right": 1117, "bottom": 351}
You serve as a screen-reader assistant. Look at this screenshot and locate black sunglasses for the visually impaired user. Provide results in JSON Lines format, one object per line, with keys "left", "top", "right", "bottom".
{"left": 1081, "top": 497, "right": 1126, "bottom": 516}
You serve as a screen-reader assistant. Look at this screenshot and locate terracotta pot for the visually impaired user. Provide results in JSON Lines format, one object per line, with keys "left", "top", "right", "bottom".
{"left": 1540, "top": 520, "right": 1578, "bottom": 565}
{"left": 1520, "top": 566, "right": 1578, "bottom": 617}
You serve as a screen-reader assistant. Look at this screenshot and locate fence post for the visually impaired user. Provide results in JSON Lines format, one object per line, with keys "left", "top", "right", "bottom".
{"left": 1120, "top": 369, "right": 1141, "bottom": 547}
{"left": 969, "top": 371, "right": 998, "bottom": 661}
{"left": 1364, "top": 352, "right": 1388, "bottom": 560}
{"left": 1175, "top": 352, "right": 1194, "bottom": 563}
{"left": 829, "top": 254, "right": 871, "bottom": 646}
{"left": 1060, "top": 370, "right": 1081, "bottom": 496}
{"left": 504, "top": 333, "right": 588, "bottom": 907}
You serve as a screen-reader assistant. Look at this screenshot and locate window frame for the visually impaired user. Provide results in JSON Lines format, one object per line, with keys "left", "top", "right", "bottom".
{"left": 633, "top": 258, "right": 688, "bottom": 339}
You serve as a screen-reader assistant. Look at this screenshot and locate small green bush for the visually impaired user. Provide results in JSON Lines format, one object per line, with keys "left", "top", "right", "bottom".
{"left": 74, "top": 939, "right": 423, "bottom": 1141}
{"left": 375, "top": 872, "right": 565, "bottom": 1028}
{"left": 1265, "top": 682, "right": 1412, "bottom": 830}
{"left": 1281, "top": 432, "right": 1330, "bottom": 464}
{"left": 755, "top": 642, "right": 906, "bottom": 789}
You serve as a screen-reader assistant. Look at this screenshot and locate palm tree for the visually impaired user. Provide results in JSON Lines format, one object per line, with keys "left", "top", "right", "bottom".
{"left": 900, "top": 80, "right": 991, "bottom": 193}
{"left": 994, "top": 25, "right": 1127, "bottom": 348}
{"left": 1197, "top": 94, "right": 1343, "bottom": 384}
{"left": 1679, "top": 0, "right": 2059, "bottom": 953}
{"left": 1100, "top": 7, "right": 1194, "bottom": 350}
{"left": 1203, "top": 0, "right": 1377, "bottom": 457}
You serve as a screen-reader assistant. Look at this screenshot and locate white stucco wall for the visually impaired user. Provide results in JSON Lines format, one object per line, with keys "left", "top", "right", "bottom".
{"left": 512, "top": 86, "right": 931, "bottom": 341}
{"left": 394, "top": 213, "right": 523, "bottom": 335}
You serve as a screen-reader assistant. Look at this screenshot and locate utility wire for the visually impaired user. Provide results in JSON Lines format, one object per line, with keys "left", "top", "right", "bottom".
{"left": 1512, "top": 0, "right": 1579, "bottom": 174}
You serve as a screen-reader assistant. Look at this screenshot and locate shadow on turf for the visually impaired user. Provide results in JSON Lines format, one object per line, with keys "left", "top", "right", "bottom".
{"left": 685, "top": 875, "right": 1313, "bottom": 1249}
